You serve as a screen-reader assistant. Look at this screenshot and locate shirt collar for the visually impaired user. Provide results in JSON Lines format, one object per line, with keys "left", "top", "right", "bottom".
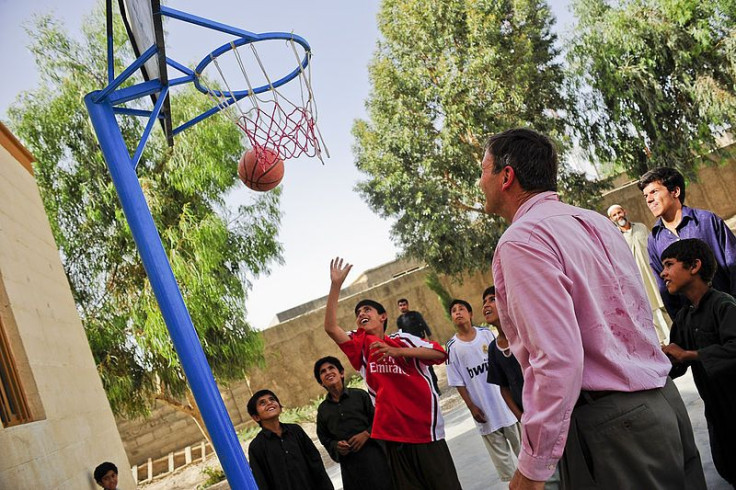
{"left": 512, "top": 191, "right": 559, "bottom": 223}
{"left": 325, "top": 388, "right": 350, "bottom": 403}
{"left": 652, "top": 205, "right": 696, "bottom": 231}
{"left": 262, "top": 423, "right": 289, "bottom": 439}
{"left": 691, "top": 288, "right": 715, "bottom": 312}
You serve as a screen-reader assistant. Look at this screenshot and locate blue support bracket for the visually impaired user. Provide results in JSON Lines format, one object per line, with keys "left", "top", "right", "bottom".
{"left": 132, "top": 85, "right": 169, "bottom": 169}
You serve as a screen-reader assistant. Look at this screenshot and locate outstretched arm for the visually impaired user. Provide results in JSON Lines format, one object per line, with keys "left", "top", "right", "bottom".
{"left": 369, "top": 342, "right": 445, "bottom": 362}
{"left": 324, "top": 257, "right": 352, "bottom": 345}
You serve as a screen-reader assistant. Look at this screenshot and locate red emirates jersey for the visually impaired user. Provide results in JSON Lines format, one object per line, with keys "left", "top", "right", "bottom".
{"left": 339, "top": 329, "right": 446, "bottom": 443}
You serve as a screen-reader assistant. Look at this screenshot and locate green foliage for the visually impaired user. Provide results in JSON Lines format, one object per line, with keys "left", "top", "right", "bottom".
{"left": 346, "top": 374, "right": 365, "bottom": 389}
{"left": 238, "top": 424, "right": 262, "bottom": 442}
{"left": 280, "top": 405, "right": 317, "bottom": 424}
{"left": 7, "top": 7, "right": 283, "bottom": 418}
{"left": 353, "top": 0, "right": 594, "bottom": 275}
{"left": 199, "top": 466, "right": 226, "bottom": 489}
{"left": 567, "top": 0, "right": 736, "bottom": 179}
{"left": 424, "top": 271, "right": 453, "bottom": 322}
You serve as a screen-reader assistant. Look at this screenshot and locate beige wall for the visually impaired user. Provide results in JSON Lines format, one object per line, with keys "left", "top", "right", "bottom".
{"left": 0, "top": 125, "right": 135, "bottom": 490}
{"left": 118, "top": 264, "right": 493, "bottom": 464}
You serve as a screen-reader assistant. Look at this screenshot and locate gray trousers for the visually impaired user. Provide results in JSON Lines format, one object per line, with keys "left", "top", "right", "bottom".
{"left": 481, "top": 422, "right": 522, "bottom": 481}
{"left": 560, "top": 377, "right": 706, "bottom": 490}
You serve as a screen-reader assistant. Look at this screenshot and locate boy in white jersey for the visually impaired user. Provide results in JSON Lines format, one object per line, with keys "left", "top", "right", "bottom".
{"left": 445, "top": 298, "right": 521, "bottom": 482}
{"left": 324, "top": 257, "right": 462, "bottom": 490}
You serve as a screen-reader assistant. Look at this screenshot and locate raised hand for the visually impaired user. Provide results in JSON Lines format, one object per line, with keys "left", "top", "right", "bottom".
{"left": 330, "top": 257, "right": 353, "bottom": 286}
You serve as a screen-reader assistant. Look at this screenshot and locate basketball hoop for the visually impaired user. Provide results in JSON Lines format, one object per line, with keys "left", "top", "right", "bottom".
{"left": 194, "top": 37, "right": 328, "bottom": 164}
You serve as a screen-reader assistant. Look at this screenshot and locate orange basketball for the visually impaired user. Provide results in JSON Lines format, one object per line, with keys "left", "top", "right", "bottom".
{"left": 238, "top": 147, "right": 284, "bottom": 191}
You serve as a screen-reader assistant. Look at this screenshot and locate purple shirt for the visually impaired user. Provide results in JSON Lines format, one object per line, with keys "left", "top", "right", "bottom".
{"left": 492, "top": 192, "right": 670, "bottom": 481}
{"left": 647, "top": 205, "right": 736, "bottom": 318}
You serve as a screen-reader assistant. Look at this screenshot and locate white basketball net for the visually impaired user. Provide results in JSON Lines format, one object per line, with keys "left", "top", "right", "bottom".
{"left": 197, "top": 39, "right": 328, "bottom": 166}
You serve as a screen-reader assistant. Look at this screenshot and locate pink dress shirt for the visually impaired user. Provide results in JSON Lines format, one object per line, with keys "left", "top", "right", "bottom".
{"left": 492, "top": 191, "right": 671, "bottom": 481}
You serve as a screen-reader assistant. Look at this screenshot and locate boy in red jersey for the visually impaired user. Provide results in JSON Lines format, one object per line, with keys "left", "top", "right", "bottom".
{"left": 324, "top": 257, "right": 462, "bottom": 490}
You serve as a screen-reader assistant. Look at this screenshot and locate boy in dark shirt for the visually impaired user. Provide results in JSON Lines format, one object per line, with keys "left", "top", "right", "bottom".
{"left": 483, "top": 286, "right": 524, "bottom": 421}
{"left": 661, "top": 238, "right": 736, "bottom": 486}
{"left": 247, "top": 389, "right": 334, "bottom": 490}
{"left": 483, "top": 286, "right": 560, "bottom": 489}
{"left": 314, "top": 356, "right": 392, "bottom": 490}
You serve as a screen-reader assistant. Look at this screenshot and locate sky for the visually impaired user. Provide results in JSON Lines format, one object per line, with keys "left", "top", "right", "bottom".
{"left": 0, "top": 0, "right": 574, "bottom": 330}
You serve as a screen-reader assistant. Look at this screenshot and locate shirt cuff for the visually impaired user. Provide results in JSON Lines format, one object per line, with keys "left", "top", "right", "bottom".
{"left": 517, "top": 450, "right": 559, "bottom": 482}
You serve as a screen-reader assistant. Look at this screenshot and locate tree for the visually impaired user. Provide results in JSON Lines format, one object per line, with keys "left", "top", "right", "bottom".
{"left": 7, "top": 7, "right": 283, "bottom": 439}
{"left": 566, "top": 0, "right": 736, "bottom": 179}
{"left": 353, "top": 0, "right": 603, "bottom": 276}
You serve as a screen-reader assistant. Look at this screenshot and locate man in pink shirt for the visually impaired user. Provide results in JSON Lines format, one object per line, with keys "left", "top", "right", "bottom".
{"left": 478, "top": 128, "right": 706, "bottom": 490}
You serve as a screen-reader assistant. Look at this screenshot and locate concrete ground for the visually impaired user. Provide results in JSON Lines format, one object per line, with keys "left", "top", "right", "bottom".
{"left": 324, "top": 367, "right": 730, "bottom": 490}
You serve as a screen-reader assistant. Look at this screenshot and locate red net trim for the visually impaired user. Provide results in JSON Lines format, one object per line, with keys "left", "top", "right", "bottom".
{"left": 236, "top": 102, "right": 321, "bottom": 164}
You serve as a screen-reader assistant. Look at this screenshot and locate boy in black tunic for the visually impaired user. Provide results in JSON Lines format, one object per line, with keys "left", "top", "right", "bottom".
{"left": 661, "top": 239, "right": 736, "bottom": 487}
{"left": 314, "top": 356, "right": 392, "bottom": 490}
{"left": 247, "top": 389, "right": 334, "bottom": 490}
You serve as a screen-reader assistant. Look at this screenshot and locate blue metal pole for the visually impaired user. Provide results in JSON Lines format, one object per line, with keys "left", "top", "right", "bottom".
{"left": 84, "top": 92, "right": 257, "bottom": 490}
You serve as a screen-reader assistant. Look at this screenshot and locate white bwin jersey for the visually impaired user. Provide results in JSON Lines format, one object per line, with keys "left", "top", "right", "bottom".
{"left": 446, "top": 327, "right": 517, "bottom": 435}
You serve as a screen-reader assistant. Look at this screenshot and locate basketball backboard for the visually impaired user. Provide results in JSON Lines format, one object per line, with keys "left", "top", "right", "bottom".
{"left": 118, "top": 0, "right": 173, "bottom": 143}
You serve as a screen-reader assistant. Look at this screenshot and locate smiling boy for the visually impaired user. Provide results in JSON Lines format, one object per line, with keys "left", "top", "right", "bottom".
{"left": 323, "top": 257, "right": 461, "bottom": 490}
{"left": 314, "top": 356, "right": 392, "bottom": 490}
{"left": 660, "top": 238, "right": 736, "bottom": 486}
{"left": 246, "top": 389, "right": 334, "bottom": 490}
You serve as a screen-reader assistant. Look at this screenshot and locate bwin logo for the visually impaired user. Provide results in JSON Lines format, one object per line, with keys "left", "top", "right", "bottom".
{"left": 466, "top": 362, "right": 488, "bottom": 379}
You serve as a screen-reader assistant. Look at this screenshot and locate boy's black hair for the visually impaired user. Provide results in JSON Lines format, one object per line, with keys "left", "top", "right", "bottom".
{"left": 482, "top": 286, "right": 495, "bottom": 300}
{"left": 94, "top": 462, "right": 118, "bottom": 483}
{"left": 484, "top": 128, "right": 558, "bottom": 193}
{"left": 449, "top": 299, "right": 472, "bottom": 314}
{"left": 661, "top": 239, "right": 716, "bottom": 283}
{"left": 638, "top": 167, "right": 686, "bottom": 204}
{"left": 397, "top": 298, "right": 408, "bottom": 304}
{"left": 354, "top": 299, "right": 388, "bottom": 331}
{"left": 246, "top": 389, "right": 282, "bottom": 422}
{"left": 313, "top": 356, "right": 344, "bottom": 384}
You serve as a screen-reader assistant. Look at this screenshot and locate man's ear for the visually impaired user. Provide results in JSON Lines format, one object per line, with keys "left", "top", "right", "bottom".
{"left": 501, "top": 166, "right": 515, "bottom": 191}
{"left": 673, "top": 186, "right": 681, "bottom": 198}
{"left": 250, "top": 414, "right": 261, "bottom": 423}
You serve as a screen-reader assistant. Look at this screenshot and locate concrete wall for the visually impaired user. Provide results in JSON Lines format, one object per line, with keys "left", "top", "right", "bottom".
{"left": 118, "top": 263, "right": 493, "bottom": 465}
{"left": 0, "top": 124, "right": 135, "bottom": 490}
{"left": 599, "top": 155, "right": 736, "bottom": 225}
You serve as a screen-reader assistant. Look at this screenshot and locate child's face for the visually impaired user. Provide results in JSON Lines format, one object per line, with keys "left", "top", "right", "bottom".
{"left": 660, "top": 257, "right": 698, "bottom": 294}
{"left": 319, "top": 363, "right": 344, "bottom": 390}
{"left": 252, "top": 394, "right": 282, "bottom": 423}
{"left": 451, "top": 303, "right": 472, "bottom": 326}
{"left": 99, "top": 470, "right": 118, "bottom": 490}
{"left": 482, "top": 294, "right": 499, "bottom": 325}
{"left": 355, "top": 305, "right": 386, "bottom": 335}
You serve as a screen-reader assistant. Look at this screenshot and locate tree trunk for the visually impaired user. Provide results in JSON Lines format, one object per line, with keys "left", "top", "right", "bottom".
{"left": 155, "top": 390, "right": 213, "bottom": 448}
